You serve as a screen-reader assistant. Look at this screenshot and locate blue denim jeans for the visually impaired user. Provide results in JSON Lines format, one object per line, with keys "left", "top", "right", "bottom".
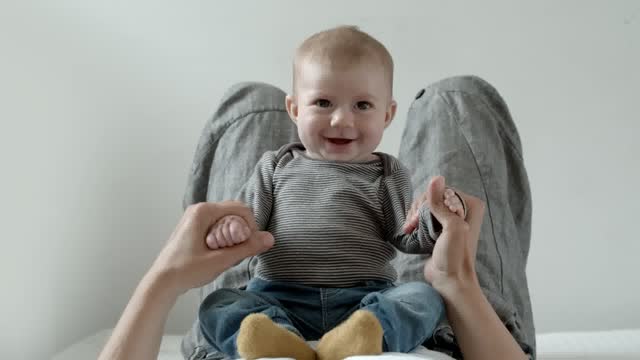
{"left": 198, "top": 278, "right": 444, "bottom": 358}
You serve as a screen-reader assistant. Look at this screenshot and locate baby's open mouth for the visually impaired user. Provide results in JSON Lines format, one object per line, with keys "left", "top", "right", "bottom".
{"left": 327, "top": 138, "right": 353, "bottom": 145}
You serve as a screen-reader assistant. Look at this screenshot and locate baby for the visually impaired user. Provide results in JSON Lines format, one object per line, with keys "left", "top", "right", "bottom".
{"left": 198, "top": 26, "right": 466, "bottom": 360}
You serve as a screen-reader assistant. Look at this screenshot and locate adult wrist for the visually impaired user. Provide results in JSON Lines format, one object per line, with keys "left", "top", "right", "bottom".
{"left": 144, "top": 266, "right": 183, "bottom": 301}
{"left": 431, "top": 268, "right": 481, "bottom": 303}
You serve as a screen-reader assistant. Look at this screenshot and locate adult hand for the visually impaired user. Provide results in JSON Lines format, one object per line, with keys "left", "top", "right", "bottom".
{"left": 422, "top": 176, "right": 485, "bottom": 295}
{"left": 150, "top": 201, "right": 274, "bottom": 295}
{"left": 420, "top": 177, "right": 529, "bottom": 360}
{"left": 98, "top": 201, "right": 273, "bottom": 360}
{"left": 403, "top": 180, "right": 466, "bottom": 234}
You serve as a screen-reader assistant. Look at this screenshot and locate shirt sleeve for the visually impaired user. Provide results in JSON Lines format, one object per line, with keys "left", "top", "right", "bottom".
{"left": 381, "top": 164, "right": 442, "bottom": 254}
{"left": 235, "top": 151, "right": 277, "bottom": 231}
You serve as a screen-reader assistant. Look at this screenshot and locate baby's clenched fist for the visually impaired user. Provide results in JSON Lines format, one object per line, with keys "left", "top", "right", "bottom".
{"left": 206, "top": 215, "right": 251, "bottom": 250}
{"left": 443, "top": 188, "right": 466, "bottom": 218}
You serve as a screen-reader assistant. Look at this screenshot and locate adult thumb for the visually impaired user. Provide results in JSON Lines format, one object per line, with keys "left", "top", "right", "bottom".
{"left": 426, "top": 176, "right": 455, "bottom": 225}
{"left": 252, "top": 231, "right": 275, "bottom": 253}
{"left": 237, "top": 231, "right": 274, "bottom": 259}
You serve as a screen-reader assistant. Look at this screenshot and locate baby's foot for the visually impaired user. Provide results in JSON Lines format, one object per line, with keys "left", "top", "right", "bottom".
{"left": 205, "top": 215, "right": 250, "bottom": 250}
{"left": 237, "top": 313, "right": 316, "bottom": 360}
{"left": 444, "top": 188, "right": 467, "bottom": 219}
{"left": 316, "top": 310, "right": 383, "bottom": 360}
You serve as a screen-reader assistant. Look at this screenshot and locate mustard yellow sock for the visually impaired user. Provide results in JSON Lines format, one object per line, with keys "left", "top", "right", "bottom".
{"left": 316, "top": 310, "right": 383, "bottom": 360}
{"left": 237, "top": 313, "right": 316, "bottom": 360}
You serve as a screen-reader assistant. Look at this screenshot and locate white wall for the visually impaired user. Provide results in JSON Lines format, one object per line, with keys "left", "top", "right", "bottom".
{"left": 1, "top": 1, "right": 638, "bottom": 358}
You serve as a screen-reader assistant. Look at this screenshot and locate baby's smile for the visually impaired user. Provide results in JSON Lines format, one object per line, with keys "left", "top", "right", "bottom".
{"left": 326, "top": 137, "right": 354, "bottom": 145}
{"left": 287, "top": 60, "right": 395, "bottom": 163}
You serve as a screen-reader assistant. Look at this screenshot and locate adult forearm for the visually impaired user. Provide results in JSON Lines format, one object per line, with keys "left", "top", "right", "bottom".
{"left": 441, "top": 280, "right": 528, "bottom": 360}
{"left": 98, "top": 270, "right": 179, "bottom": 360}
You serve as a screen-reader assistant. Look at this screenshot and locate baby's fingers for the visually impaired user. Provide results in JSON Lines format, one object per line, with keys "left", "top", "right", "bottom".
{"left": 229, "top": 220, "right": 250, "bottom": 244}
{"left": 403, "top": 216, "right": 418, "bottom": 234}
{"left": 221, "top": 222, "right": 235, "bottom": 246}
{"left": 216, "top": 226, "right": 232, "bottom": 248}
{"left": 206, "top": 226, "right": 228, "bottom": 249}
{"left": 447, "top": 203, "right": 465, "bottom": 218}
{"left": 444, "top": 188, "right": 467, "bottom": 219}
{"left": 404, "top": 194, "right": 428, "bottom": 233}
{"left": 206, "top": 231, "right": 220, "bottom": 249}
{"left": 444, "top": 193, "right": 460, "bottom": 208}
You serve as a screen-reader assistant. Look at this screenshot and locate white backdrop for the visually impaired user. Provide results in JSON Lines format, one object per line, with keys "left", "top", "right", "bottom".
{"left": 1, "top": 1, "right": 639, "bottom": 359}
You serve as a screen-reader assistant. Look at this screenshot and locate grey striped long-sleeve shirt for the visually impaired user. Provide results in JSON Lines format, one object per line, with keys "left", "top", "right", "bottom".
{"left": 239, "top": 143, "right": 440, "bottom": 287}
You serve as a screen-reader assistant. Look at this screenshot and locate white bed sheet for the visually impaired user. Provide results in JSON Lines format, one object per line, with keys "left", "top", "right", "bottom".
{"left": 53, "top": 328, "right": 640, "bottom": 360}
{"left": 535, "top": 329, "right": 640, "bottom": 359}
{"left": 51, "top": 329, "right": 453, "bottom": 360}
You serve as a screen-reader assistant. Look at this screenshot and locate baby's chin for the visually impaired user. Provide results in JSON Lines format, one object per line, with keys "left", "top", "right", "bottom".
{"left": 303, "top": 139, "right": 377, "bottom": 162}
{"left": 318, "top": 149, "right": 377, "bottom": 163}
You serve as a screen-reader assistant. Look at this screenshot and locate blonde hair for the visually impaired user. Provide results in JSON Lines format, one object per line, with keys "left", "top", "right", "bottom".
{"left": 292, "top": 25, "right": 394, "bottom": 94}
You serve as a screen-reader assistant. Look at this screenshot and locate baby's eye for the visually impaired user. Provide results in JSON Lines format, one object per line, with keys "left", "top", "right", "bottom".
{"left": 356, "top": 101, "right": 373, "bottom": 110}
{"left": 315, "top": 99, "right": 332, "bottom": 108}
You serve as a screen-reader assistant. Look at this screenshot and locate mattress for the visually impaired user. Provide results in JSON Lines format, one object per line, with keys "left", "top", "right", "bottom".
{"left": 535, "top": 329, "right": 640, "bottom": 359}
{"left": 52, "top": 328, "right": 640, "bottom": 360}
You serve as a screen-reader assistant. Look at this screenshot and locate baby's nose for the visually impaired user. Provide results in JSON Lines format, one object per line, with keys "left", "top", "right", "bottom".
{"left": 330, "top": 109, "right": 354, "bottom": 128}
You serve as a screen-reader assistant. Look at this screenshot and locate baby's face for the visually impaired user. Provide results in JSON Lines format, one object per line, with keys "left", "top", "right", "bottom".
{"left": 287, "top": 60, "right": 396, "bottom": 162}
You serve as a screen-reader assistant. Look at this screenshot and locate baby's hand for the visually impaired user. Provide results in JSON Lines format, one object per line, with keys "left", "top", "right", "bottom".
{"left": 206, "top": 215, "right": 251, "bottom": 250}
{"left": 403, "top": 183, "right": 467, "bottom": 234}
{"left": 443, "top": 188, "right": 466, "bottom": 218}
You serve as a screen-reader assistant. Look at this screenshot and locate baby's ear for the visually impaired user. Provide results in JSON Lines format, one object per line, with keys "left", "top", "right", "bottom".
{"left": 285, "top": 95, "right": 298, "bottom": 123}
{"left": 384, "top": 100, "right": 397, "bottom": 128}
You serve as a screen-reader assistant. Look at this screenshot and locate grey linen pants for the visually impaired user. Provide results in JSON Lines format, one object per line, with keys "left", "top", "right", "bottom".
{"left": 181, "top": 76, "right": 535, "bottom": 359}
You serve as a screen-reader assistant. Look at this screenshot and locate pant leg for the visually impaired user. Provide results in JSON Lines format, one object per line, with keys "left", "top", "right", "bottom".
{"left": 395, "top": 75, "right": 534, "bottom": 358}
{"left": 359, "top": 282, "right": 444, "bottom": 352}
{"left": 182, "top": 82, "right": 299, "bottom": 360}
{"left": 322, "top": 281, "right": 392, "bottom": 334}
{"left": 247, "top": 278, "right": 325, "bottom": 341}
{"left": 198, "top": 287, "right": 301, "bottom": 358}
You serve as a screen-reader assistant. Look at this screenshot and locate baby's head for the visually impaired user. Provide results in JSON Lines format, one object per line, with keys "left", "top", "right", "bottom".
{"left": 286, "top": 26, "right": 397, "bottom": 162}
